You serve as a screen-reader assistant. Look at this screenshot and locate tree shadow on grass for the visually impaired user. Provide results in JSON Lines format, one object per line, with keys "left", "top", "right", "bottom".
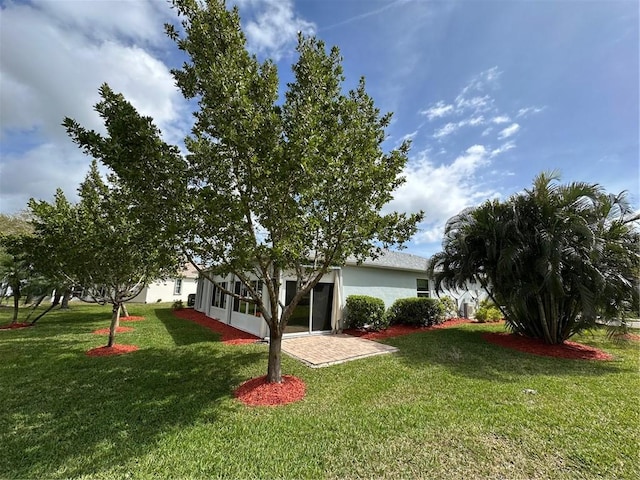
{"left": 385, "top": 326, "right": 630, "bottom": 382}
{"left": 0, "top": 341, "right": 264, "bottom": 479}
{"left": 0, "top": 307, "right": 116, "bottom": 340}
{"left": 155, "top": 308, "right": 221, "bottom": 345}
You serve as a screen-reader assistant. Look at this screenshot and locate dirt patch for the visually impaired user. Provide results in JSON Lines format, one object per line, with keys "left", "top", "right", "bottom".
{"left": 234, "top": 375, "right": 306, "bottom": 406}
{"left": 92, "top": 326, "right": 134, "bottom": 335}
{"left": 172, "top": 309, "right": 260, "bottom": 345}
{"left": 119, "top": 316, "right": 145, "bottom": 322}
{"left": 482, "top": 332, "right": 613, "bottom": 360}
{"left": 344, "top": 318, "right": 472, "bottom": 340}
{"left": 0, "top": 322, "right": 32, "bottom": 330}
{"left": 85, "top": 344, "right": 139, "bottom": 357}
{"left": 621, "top": 333, "right": 640, "bottom": 341}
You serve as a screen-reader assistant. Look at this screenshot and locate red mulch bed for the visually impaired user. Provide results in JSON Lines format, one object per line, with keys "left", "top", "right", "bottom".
{"left": 344, "top": 318, "right": 472, "bottom": 340}
{"left": 234, "top": 375, "right": 306, "bottom": 406}
{"left": 85, "top": 344, "right": 139, "bottom": 357}
{"left": 92, "top": 326, "right": 134, "bottom": 335}
{"left": 119, "top": 316, "right": 145, "bottom": 322}
{"left": 0, "top": 322, "right": 32, "bottom": 330}
{"left": 172, "top": 309, "right": 260, "bottom": 345}
{"left": 482, "top": 332, "right": 613, "bottom": 361}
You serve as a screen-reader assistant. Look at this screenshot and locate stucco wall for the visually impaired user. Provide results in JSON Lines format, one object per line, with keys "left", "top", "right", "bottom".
{"left": 341, "top": 266, "right": 429, "bottom": 307}
{"left": 130, "top": 277, "right": 198, "bottom": 303}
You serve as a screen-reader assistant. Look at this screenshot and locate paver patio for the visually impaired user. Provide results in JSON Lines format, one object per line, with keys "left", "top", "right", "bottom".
{"left": 281, "top": 333, "right": 398, "bottom": 368}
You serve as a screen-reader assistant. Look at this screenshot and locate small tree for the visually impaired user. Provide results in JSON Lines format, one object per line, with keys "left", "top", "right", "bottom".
{"left": 64, "top": 0, "right": 422, "bottom": 382}
{"left": 430, "top": 172, "right": 639, "bottom": 344}
{"left": 29, "top": 161, "right": 180, "bottom": 347}
{"left": 0, "top": 234, "right": 32, "bottom": 323}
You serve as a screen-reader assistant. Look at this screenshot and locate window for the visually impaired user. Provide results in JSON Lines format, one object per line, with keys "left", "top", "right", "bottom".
{"left": 211, "top": 282, "right": 227, "bottom": 309}
{"left": 232, "top": 280, "right": 263, "bottom": 316}
{"left": 417, "top": 279, "right": 430, "bottom": 298}
{"left": 174, "top": 278, "right": 182, "bottom": 295}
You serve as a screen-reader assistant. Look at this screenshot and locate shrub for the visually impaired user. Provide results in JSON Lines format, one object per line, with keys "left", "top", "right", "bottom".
{"left": 438, "top": 296, "right": 458, "bottom": 319}
{"left": 475, "top": 299, "right": 502, "bottom": 322}
{"left": 387, "top": 297, "right": 445, "bottom": 327}
{"left": 344, "top": 295, "right": 388, "bottom": 331}
{"left": 172, "top": 299, "right": 184, "bottom": 310}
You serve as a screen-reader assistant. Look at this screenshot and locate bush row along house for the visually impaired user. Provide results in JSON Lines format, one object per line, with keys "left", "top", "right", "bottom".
{"left": 193, "top": 250, "right": 485, "bottom": 339}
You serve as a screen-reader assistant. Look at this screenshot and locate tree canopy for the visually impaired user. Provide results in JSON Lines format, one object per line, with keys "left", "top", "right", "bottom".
{"left": 430, "top": 172, "right": 639, "bottom": 344}
{"left": 63, "top": 0, "right": 423, "bottom": 382}
{"left": 29, "top": 161, "right": 180, "bottom": 346}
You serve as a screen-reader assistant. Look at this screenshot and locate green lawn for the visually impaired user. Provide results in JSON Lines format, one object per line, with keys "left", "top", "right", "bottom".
{"left": 1, "top": 303, "right": 638, "bottom": 479}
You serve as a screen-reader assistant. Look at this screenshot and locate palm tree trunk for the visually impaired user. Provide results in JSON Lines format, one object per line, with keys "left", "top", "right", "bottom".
{"left": 536, "top": 294, "right": 554, "bottom": 344}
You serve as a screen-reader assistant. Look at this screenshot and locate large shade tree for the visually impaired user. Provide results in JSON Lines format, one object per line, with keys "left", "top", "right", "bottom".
{"left": 430, "top": 172, "right": 639, "bottom": 344}
{"left": 63, "top": 0, "right": 422, "bottom": 382}
{"left": 29, "top": 161, "right": 180, "bottom": 347}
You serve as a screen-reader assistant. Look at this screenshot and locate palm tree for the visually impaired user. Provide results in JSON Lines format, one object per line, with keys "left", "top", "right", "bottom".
{"left": 430, "top": 172, "right": 639, "bottom": 344}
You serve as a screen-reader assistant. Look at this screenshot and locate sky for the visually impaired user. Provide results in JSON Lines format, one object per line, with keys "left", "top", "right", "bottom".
{"left": 1, "top": 0, "right": 638, "bottom": 258}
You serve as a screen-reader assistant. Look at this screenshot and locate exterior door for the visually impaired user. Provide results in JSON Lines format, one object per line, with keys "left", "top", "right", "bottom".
{"left": 284, "top": 281, "right": 333, "bottom": 334}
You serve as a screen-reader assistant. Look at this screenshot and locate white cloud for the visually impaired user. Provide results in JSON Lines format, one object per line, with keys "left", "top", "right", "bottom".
{"left": 497, "top": 123, "right": 520, "bottom": 139}
{"left": 0, "top": 0, "right": 188, "bottom": 213}
{"left": 490, "top": 141, "right": 516, "bottom": 157}
{"left": 516, "top": 106, "right": 545, "bottom": 118}
{"left": 0, "top": 143, "right": 89, "bottom": 213}
{"left": 492, "top": 115, "right": 511, "bottom": 124}
{"left": 395, "top": 130, "right": 418, "bottom": 147}
{"left": 432, "top": 116, "right": 486, "bottom": 139}
{"left": 240, "top": 0, "right": 316, "bottom": 59}
{"left": 465, "top": 116, "right": 485, "bottom": 126}
{"left": 0, "top": 2, "right": 185, "bottom": 141}
{"left": 420, "top": 101, "right": 454, "bottom": 120}
{"left": 433, "top": 122, "right": 458, "bottom": 139}
{"left": 458, "top": 66, "right": 502, "bottom": 97}
{"left": 386, "top": 145, "right": 500, "bottom": 245}
{"left": 455, "top": 94, "right": 492, "bottom": 112}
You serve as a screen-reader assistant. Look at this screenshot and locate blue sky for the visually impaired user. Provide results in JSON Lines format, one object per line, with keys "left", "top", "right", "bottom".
{"left": 1, "top": 0, "right": 638, "bottom": 257}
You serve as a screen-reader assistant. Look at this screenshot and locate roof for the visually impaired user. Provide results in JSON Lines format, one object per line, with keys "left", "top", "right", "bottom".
{"left": 179, "top": 263, "right": 200, "bottom": 278}
{"left": 345, "top": 250, "right": 430, "bottom": 273}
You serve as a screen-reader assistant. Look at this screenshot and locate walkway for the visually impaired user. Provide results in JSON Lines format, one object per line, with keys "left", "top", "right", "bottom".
{"left": 282, "top": 333, "right": 398, "bottom": 368}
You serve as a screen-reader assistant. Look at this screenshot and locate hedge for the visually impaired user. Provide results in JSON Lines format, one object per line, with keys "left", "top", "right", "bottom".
{"left": 387, "top": 297, "right": 445, "bottom": 327}
{"left": 344, "top": 295, "right": 388, "bottom": 331}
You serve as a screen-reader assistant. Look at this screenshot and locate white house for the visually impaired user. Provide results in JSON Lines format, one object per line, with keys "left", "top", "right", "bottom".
{"left": 193, "top": 250, "right": 478, "bottom": 338}
{"left": 130, "top": 265, "right": 199, "bottom": 304}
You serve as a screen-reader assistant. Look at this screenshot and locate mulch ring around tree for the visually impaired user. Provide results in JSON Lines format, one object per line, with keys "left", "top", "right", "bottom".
{"left": 482, "top": 332, "right": 613, "bottom": 361}
{"left": 85, "top": 344, "right": 139, "bottom": 357}
{"left": 119, "top": 316, "right": 145, "bottom": 322}
{"left": 172, "top": 309, "right": 260, "bottom": 345}
{"left": 92, "top": 326, "right": 134, "bottom": 335}
{"left": 0, "top": 322, "right": 32, "bottom": 330}
{"left": 234, "top": 375, "right": 306, "bottom": 407}
{"left": 344, "top": 318, "right": 472, "bottom": 340}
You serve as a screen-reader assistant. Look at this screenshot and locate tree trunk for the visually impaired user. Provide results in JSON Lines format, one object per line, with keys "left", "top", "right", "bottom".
{"left": 107, "top": 303, "right": 121, "bottom": 348}
{"left": 10, "top": 281, "right": 22, "bottom": 324}
{"left": 60, "top": 289, "right": 71, "bottom": 309}
{"left": 11, "top": 288, "right": 20, "bottom": 324}
{"left": 26, "top": 294, "right": 48, "bottom": 322}
{"left": 267, "top": 326, "right": 283, "bottom": 383}
{"left": 30, "top": 292, "right": 62, "bottom": 325}
{"left": 120, "top": 303, "right": 129, "bottom": 318}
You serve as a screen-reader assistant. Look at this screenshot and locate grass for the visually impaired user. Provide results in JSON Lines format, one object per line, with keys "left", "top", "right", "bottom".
{"left": 0, "top": 303, "right": 638, "bottom": 479}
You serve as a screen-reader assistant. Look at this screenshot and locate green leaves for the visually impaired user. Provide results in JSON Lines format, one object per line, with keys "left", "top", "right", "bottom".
{"left": 431, "top": 172, "right": 639, "bottom": 344}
